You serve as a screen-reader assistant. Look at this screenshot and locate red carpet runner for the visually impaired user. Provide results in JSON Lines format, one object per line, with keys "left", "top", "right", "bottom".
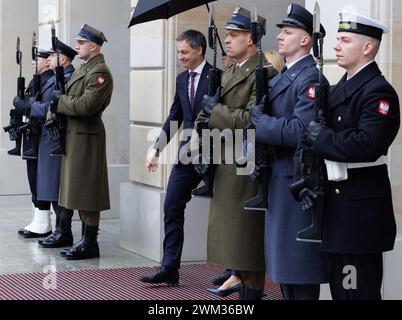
{"left": 0, "top": 264, "right": 282, "bottom": 300}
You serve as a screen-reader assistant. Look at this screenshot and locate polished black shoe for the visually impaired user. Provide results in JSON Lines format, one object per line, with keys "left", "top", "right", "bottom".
{"left": 40, "top": 232, "right": 73, "bottom": 248}
{"left": 22, "top": 230, "right": 52, "bottom": 239}
{"left": 60, "top": 247, "right": 72, "bottom": 257}
{"left": 18, "top": 228, "right": 27, "bottom": 236}
{"left": 212, "top": 270, "right": 232, "bottom": 286}
{"left": 140, "top": 267, "right": 179, "bottom": 285}
{"left": 207, "top": 282, "right": 242, "bottom": 297}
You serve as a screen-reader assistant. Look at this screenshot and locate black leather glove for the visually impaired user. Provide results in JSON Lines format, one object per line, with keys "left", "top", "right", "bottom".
{"left": 249, "top": 96, "right": 266, "bottom": 127}
{"left": 299, "top": 187, "right": 318, "bottom": 212}
{"left": 50, "top": 90, "right": 63, "bottom": 113}
{"left": 24, "top": 97, "right": 36, "bottom": 116}
{"left": 194, "top": 163, "right": 210, "bottom": 178}
{"left": 13, "top": 96, "right": 26, "bottom": 115}
{"left": 307, "top": 120, "right": 325, "bottom": 145}
{"left": 202, "top": 87, "right": 221, "bottom": 117}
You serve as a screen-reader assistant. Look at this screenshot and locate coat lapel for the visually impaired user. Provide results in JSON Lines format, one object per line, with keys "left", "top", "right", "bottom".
{"left": 192, "top": 62, "right": 211, "bottom": 115}
{"left": 270, "top": 55, "right": 316, "bottom": 101}
{"left": 330, "top": 62, "right": 382, "bottom": 109}
{"left": 221, "top": 55, "right": 259, "bottom": 97}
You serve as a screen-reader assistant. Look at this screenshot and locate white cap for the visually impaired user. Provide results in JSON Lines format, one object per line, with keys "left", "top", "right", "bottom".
{"left": 338, "top": 10, "right": 389, "bottom": 40}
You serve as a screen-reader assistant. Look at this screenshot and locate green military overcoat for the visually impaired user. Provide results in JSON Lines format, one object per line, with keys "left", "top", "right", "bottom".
{"left": 56, "top": 54, "right": 113, "bottom": 212}
{"left": 197, "top": 54, "right": 274, "bottom": 272}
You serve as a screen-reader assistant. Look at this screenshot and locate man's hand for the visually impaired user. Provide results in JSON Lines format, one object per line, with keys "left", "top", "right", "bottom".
{"left": 307, "top": 120, "right": 325, "bottom": 145}
{"left": 146, "top": 148, "right": 160, "bottom": 172}
{"left": 50, "top": 90, "right": 63, "bottom": 113}
{"left": 249, "top": 96, "right": 266, "bottom": 127}
{"left": 202, "top": 87, "right": 221, "bottom": 116}
{"left": 13, "top": 96, "right": 26, "bottom": 115}
{"left": 24, "top": 97, "right": 36, "bottom": 116}
{"left": 299, "top": 187, "right": 318, "bottom": 212}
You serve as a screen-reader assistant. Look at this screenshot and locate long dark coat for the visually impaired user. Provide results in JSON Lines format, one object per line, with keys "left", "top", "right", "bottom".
{"left": 30, "top": 65, "right": 75, "bottom": 201}
{"left": 313, "top": 61, "right": 400, "bottom": 254}
{"left": 256, "top": 55, "right": 329, "bottom": 284}
{"left": 56, "top": 54, "right": 113, "bottom": 212}
{"left": 196, "top": 54, "right": 272, "bottom": 272}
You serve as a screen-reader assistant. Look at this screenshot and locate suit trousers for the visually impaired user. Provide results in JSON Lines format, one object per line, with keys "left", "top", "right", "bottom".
{"left": 79, "top": 211, "right": 100, "bottom": 226}
{"left": 162, "top": 163, "right": 202, "bottom": 270}
{"left": 328, "top": 252, "right": 383, "bottom": 300}
{"left": 280, "top": 284, "right": 320, "bottom": 300}
{"left": 26, "top": 159, "right": 50, "bottom": 210}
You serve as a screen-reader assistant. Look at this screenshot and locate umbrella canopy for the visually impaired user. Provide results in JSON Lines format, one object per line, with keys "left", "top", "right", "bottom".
{"left": 129, "top": 0, "right": 218, "bottom": 27}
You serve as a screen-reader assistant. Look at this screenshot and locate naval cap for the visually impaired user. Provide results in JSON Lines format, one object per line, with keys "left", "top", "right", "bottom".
{"left": 338, "top": 11, "right": 388, "bottom": 40}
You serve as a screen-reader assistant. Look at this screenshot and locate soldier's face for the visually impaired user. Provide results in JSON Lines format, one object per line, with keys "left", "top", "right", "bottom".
{"left": 47, "top": 53, "right": 58, "bottom": 71}
{"left": 224, "top": 30, "right": 252, "bottom": 60}
{"left": 277, "top": 27, "right": 310, "bottom": 59}
{"left": 334, "top": 32, "right": 364, "bottom": 70}
{"left": 32, "top": 57, "right": 49, "bottom": 74}
{"left": 75, "top": 40, "right": 92, "bottom": 60}
{"left": 177, "top": 40, "right": 203, "bottom": 70}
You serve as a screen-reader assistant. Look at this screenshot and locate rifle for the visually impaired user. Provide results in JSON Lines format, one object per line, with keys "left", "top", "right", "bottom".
{"left": 3, "top": 37, "right": 25, "bottom": 156}
{"left": 289, "top": 2, "right": 328, "bottom": 243}
{"left": 192, "top": 4, "right": 222, "bottom": 198}
{"left": 44, "top": 21, "right": 66, "bottom": 156}
{"left": 236, "top": 6, "right": 269, "bottom": 212}
{"left": 19, "top": 32, "right": 41, "bottom": 160}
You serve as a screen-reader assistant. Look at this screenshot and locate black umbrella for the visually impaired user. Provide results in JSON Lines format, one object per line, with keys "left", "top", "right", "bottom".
{"left": 129, "top": 0, "right": 218, "bottom": 27}
{"left": 129, "top": 0, "right": 225, "bottom": 54}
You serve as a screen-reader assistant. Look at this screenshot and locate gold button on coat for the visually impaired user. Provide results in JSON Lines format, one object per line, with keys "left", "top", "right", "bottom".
{"left": 335, "top": 189, "right": 341, "bottom": 195}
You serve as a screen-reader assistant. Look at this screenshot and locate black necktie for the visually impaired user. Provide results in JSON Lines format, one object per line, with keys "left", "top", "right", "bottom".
{"left": 281, "top": 66, "right": 288, "bottom": 74}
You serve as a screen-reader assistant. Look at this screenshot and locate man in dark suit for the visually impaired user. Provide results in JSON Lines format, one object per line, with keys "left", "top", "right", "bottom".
{"left": 307, "top": 11, "right": 400, "bottom": 300}
{"left": 140, "top": 30, "right": 213, "bottom": 285}
{"left": 250, "top": 3, "right": 329, "bottom": 300}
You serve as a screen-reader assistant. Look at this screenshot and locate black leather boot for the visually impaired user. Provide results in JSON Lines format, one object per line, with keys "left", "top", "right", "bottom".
{"left": 239, "top": 284, "right": 264, "bottom": 300}
{"left": 38, "top": 213, "right": 61, "bottom": 246}
{"left": 64, "top": 225, "right": 100, "bottom": 260}
{"left": 40, "top": 215, "right": 73, "bottom": 248}
{"left": 60, "top": 222, "right": 85, "bottom": 257}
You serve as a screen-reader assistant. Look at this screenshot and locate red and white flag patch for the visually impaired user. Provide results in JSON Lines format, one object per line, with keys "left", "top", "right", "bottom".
{"left": 307, "top": 85, "right": 316, "bottom": 99}
{"left": 378, "top": 100, "right": 390, "bottom": 116}
{"left": 97, "top": 74, "right": 105, "bottom": 86}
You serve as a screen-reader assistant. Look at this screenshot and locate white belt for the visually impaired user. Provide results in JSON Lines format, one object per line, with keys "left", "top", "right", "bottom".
{"left": 325, "top": 156, "right": 387, "bottom": 182}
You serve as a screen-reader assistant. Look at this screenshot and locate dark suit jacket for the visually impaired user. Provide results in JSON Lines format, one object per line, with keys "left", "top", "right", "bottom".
{"left": 155, "top": 61, "right": 213, "bottom": 152}
{"left": 314, "top": 61, "right": 400, "bottom": 253}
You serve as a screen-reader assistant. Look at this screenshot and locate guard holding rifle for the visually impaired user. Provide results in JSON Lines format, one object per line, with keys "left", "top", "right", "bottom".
{"left": 195, "top": 7, "right": 276, "bottom": 300}
{"left": 306, "top": 11, "right": 400, "bottom": 300}
{"left": 250, "top": 3, "right": 329, "bottom": 300}
{"left": 7, "top": 38, "right": 55, "bottom": 238}
{"left": 50, "top": 24, "right": 113, "bottom": 260}
{"left": 30, "top": 39, "right": 76, "bottom": 249}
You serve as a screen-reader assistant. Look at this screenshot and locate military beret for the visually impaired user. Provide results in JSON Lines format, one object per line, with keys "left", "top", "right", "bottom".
{"left": 338, "top": 11, "right": 388, "bottom": 41}
{"left": 75, "top": 24, "right": 108, "bottom": 46}
{"left": 224, "top": 6, "right": 266, "bottom": 34}
{"left": 277, "top": 3, "right": 326, "bottom": 36}
{"left": 50, "top": 40, "right": 77, "bottom": 61}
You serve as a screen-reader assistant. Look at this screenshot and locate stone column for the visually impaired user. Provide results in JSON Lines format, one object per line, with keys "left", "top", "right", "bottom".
{"left": 0, "top": 0, "right": 38, "bottom": 194}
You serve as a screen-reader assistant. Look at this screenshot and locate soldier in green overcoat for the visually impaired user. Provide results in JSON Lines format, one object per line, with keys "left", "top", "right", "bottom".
{"left": 49, "top": 24, "right": 113, "bottom": 260}
{"left": 195, "top": 7, "right": 277, "bottom": 300}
